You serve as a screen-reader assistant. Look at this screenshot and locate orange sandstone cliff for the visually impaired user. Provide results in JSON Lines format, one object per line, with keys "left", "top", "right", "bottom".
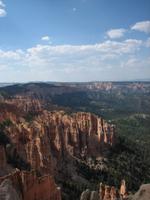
{"left": 0, "top": 97, "right": 116, "bottom": 200}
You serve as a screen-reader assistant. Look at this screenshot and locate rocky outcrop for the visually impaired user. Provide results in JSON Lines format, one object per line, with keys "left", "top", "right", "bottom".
{"left": 0, "top": 146, "right": 7, "bottom": 170}
{"left": 0, "top": 169, "right": 61, "bottom": 200}
{"left": 0, "top": 179, "right": 21, "bottom": 200}
{"left": 0, "top": 145, "right": 12, "bottom": 176}
{"left": 0, "top": 142, "right": 61, "bottom": 200}
{"left": 80, "top": 181, "right": 126, "bottom": 200}
{"left": 80, "top": 189, "right": 99, "bottom": 200}
{"left": 131, "top": 184, "right": 150, "bottom": 200}
{"left": 22, "top": 170, "right": 61, "bottom": 200}
{"left": 5, "top": 96, "right": 43, "bottom": 113}
{"left": 120, "top": 180, "right": 126, "bottom": 199}
{"left": 84, "top": 82, "right": 113, "bottom": 91}
{"left": 0, "top": 98, "right": 116, "bottom": 200}
{"left": 90, "top": 191, "right": 99, "bottom": 200}
{"left": 0, "top": 98, "right": 116, "bottom": 175}
{"left": 80, "top": 189, "right": 91, "bottom": 200}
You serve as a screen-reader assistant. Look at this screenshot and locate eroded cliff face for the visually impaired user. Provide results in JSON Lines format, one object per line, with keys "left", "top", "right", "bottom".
{"left": 0, "top": 99, "right": 115, "bottom": 172}
{"left": 0, "top": 97, "right": 116, "bottom": 200}
{"left": 80, "top": 181, "right": 127, "bottom": 200}
{"left": 0, "top": 179, "right": 22, "bottom": 200}
{"left": 0, "top": 169, "right": 61, "bottom": 200}
{"left": 0, "top": 146, "right": 13, "bottom": 176}
{"left": 0, "top": 145, "right": 61, "bottom": 200}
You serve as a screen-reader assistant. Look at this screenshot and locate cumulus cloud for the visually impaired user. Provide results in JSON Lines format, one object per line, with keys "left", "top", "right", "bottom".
{"left": 0, "top": 0, "right": 6, "bottom": 17}
{"left": 41, "top": 36, "right": 50, "bottom": 41}
{"left": 121, "top": 57, "right": 150, "bottom": 70}
{"left": 0, "top": 39, "right": 142, "bottom": 71}
{"left": 131, "top": 21, "right": 150, "bottom": 34}
{"left": 106, "top": 28, "right": 126, "bottom": 39}
{"left": 21, "top": 39, "right": 142, "bottom": 72}
{"left": 0, "top": 0, "right": 5, "bottom": 8}
{"left": 0, "top": 39, "right": 143, "bottom": 61}
{"left": 0, "top": 38, "right": 148, "bottom": 81}
{"left": 145, "top": 38, "right": 150, "bottom": 47}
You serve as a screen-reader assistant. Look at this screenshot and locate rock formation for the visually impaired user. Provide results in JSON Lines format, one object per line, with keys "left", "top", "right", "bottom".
{"left": 0, "top": 145, "right": 13, "bottom": 176}
{"left": 1, "top": 83, "right": 149, "bottom": 200}
{"left": 0, "top": 97, "right": 116, "bottom": 173}
{"left": 110, "top": 186, "right": 117, "bottom": 200}
{"left": 0, "top": 169, "right": 61, "bottom": 200}
{"left": 0, "top": 96, "right": 116, "bottom": 200}
{"left": 90, "top": 191, "right": 99, "bottom": 200}
{"left": 0, "top": 148, "right": 61, "bottom": 200}
{"left": 120, "top": 180, "right": 126, "bottom": 200}
{"left": 21, "top": 170, "right": 61, "bottom": 200}
{"left": 99, "top": 183, "right": 105, "bottom": 200}
{"left": 0, "top": 179, "right": 21, "bottom": 200}
{"left": 131, "top": 184, "right": 150, "bottom": 200}
{"left": 80, "top": 180, "right": 127, "bottom": 200}
{"left": 80, "top": 189, "right": 91, "bottom": 200}
{"left": 80, "top": 189, "right": 99, "bottom": 200}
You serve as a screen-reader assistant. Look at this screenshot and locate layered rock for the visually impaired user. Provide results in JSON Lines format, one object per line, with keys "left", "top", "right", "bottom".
{"left": 22, "top": 171, "right": 61, "bottom": 200}
{"left": 0, "top": 98, "right": 116, "bottom": 200}
{"left": 0, "top": 146, "right": 7, "bottom": 169}
{"left": 0, "top": 179, "right": 21, "bottom": 200}
{"left": 120, "top": 180, "right": 126, "bottom": 199}
{"left": 80, "top": 181, "right": 126, "bottom": 200}
{"left": 3, "top": 96, "right": 42, "bottom": 113}
{"left": 0, "top": 145, "right": 12, "bottom": 176}
{"left": 80, "top": 189, "right": 99, "bottom": 200}
{"left": 0, "top": 145, "right": 61, "bottom": 200}
{"left": 80, "top": 189, "right": 91, "bottom": 200}
{"left": 0, "top": 169, "right": 61, "bottom": 200}
{"left": 0, "top": 98, "right": 116, "bottom": 174}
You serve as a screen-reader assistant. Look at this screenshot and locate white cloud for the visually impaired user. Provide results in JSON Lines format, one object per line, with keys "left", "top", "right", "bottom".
{"left": 122, "top": 57, "right": 139, "bottom": 68}
{"left": 0, "top": 0, "right": 5, "bottom": 7}
{"left": 41, "top": 36, "right": 50, "bottom": 41}
{"left": 145, "top": 38, "right": 150, "bottom": 47}
{"left": 0, "top": 8, "right": 6, "bottom": 17}
{"left": 0, "top": 39, "right": 142, "bottom": 72}
{"left": 122, "top": 57, "right": 150, "bottom": 70}
{"left": 131, "top": 21, "right": 150, "bottom": 34}
{"left": 0, "top": 39, "right": 142, "bottom": 64}
{"left": 106, "top": 28, "right": 126, "bottom": 39}
{"left": 23, "top": 39, "right": 142, "bottom": 70}
{"left": 1, "top": 17, "right": 150, "bottom": 81}
{"left": 0, "top": 0, "right": 6, "bottom": 17}
{"left": 97, "top": 39, "right": 142, "bottom": 54}
{"left": 0, "top": 38, "right": 147, "bottom": 81}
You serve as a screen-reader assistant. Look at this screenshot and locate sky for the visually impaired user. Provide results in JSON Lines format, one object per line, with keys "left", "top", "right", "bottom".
{"left": 0, "top": 0, "right": 150, "bottom": 82}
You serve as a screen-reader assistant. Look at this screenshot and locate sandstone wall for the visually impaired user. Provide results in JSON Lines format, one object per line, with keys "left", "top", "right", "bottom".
{"left": 0, "top": 143, "right": 61, "bottom": 200}
{"left": 0, "top": 170, "right": 61, "bottom": 200}
{"left": 0, "top": 145, "right": 12, "bottom": 176}
{"left": 0, "top": 99, "right": 116, "bottom": 175}
{"left": 0, "top": 99, "right": 116, "bottom": 200}
{"left": 80, "top": 181, "right": 127, "bottom": 200}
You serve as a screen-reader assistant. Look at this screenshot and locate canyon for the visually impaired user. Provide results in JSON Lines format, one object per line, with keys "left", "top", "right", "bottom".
{"left": 0, "top": 92, "right": 115, "bottom": 200}
{"left": 0, "top": 82, "right": 150, "bottom": 200}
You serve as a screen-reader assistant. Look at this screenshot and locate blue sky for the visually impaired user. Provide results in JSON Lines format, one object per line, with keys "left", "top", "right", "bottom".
{"left": 0, "top": 0, "right": 150, "bottom": 82}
